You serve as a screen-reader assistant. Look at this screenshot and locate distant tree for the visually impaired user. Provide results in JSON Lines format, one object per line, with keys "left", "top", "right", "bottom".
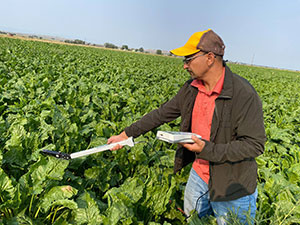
{"left": 138, "top": 47, "right": 144, "bottom": 53}
{"left": 29, "top": 35, "right": 39, "bottom": 39}
{"left": 74, "top": 39, "right": 85, "bottom": 45}
{"left": 64, "top": 39, "right": 85, "bottom": 45}
{"left": 121, "top": 45, "right": 129, "bottom": 50}
{"left": 104, "top": 42, "right": 118, "bottom": 49}
{"left": 156, "top": 49, "right": 162, "bottom": 55}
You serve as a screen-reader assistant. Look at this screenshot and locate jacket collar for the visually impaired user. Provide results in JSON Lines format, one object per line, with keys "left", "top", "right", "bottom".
{"left": 219, "top": 65, "right": 233, "bottom": 99}
{"left": 188, "top": 64, "right": 233, "bottom": 99}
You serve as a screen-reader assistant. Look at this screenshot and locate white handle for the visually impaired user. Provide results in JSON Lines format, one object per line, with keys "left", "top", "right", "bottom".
{"left": 70, "top": 137, "right": 134, "bottom": 159}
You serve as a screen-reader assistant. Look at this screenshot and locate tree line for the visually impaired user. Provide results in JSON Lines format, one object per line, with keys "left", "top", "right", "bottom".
{"left": 105, "top": 42, "right": 164, "bottom": 55}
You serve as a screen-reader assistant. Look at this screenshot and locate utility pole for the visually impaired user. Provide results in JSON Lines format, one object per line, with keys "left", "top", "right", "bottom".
{"left": 251, "top": 53, "right": 255, "bottom": 66}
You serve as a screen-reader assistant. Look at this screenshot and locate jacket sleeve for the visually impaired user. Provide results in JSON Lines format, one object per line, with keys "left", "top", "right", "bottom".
{"left": 124, "top": 83, "right": 187, "bottom": 138}
{"left": 196, "top": 92, "right": 266, "bottom": 163}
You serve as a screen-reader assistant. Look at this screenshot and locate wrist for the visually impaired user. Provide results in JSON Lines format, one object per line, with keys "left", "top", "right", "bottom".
{"left": 120, "top": 131, "right": 129, "bottom": 139}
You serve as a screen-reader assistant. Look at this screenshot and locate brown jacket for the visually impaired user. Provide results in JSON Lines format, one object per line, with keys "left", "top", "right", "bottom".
{"left": 125, "top": 64, "right": 266, "bottom": 201}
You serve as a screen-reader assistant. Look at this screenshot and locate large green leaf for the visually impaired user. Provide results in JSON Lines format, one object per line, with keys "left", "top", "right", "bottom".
{"left": 39, "top": 185, "right": 78, "bottom": 212}
{"left": 19, "top": 156, "right": 69, "bottom": 195}
{"left": 102, "top": 200, "right": 135, "bottom": 225}
{"left": 141, "top": 167, "right": 177, "bottom": 217}
{"left": 287, "top": 163, "right": 300, "bottom": 184}
{"left": 73, "top": 192, "right": 103, "bottom": 225}
{"left": 104, "top": 176, "right": 145, "bottom": 206}
{"left": 0, "top": 168, "right": 16, "bottom": 211}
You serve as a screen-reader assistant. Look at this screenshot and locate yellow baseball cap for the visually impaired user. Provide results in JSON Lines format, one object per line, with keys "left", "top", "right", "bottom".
{"left": 170, "top": 29, "right": 225, "bottom": 56}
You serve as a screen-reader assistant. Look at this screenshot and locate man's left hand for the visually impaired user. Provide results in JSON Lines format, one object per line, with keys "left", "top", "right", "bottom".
{"left": 180, "top": 135, "right": 205, "bottom": 153}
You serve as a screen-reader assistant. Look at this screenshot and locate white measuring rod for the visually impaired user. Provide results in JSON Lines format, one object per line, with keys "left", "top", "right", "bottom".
{"left": 70, "top": 137, "right": 135, "bottom": 159}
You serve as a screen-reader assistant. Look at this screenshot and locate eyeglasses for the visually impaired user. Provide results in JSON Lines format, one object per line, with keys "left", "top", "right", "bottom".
{"left": 183, "top": 53, "right": 207, "bottom": 64}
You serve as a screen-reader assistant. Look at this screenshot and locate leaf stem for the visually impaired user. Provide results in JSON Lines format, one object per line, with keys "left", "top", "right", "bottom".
{"left": 52, "top": 206, "right": 64, "bottom": 223}
{"left": 29, "top": 194, "right": 34, "bottom": 215}
{"left": 34, "top": 206, "right": 41, "bottom": 219}
{"left": 278, "top": 198, "right": 300, "bottom": 225}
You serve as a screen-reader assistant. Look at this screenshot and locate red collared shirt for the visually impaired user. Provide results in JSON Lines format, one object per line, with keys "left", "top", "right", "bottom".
{"left": 191, "top": 68, "right": 225, "bottom": 184}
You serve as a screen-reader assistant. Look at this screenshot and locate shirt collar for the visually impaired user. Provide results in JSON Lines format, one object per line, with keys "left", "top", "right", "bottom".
{"left": 191, "top": 67, "right": 225, "bottom": 96}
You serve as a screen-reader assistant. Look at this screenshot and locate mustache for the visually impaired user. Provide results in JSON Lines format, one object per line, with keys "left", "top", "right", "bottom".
{"left": 186, "top": 69, "right": 194, "bottom": 76}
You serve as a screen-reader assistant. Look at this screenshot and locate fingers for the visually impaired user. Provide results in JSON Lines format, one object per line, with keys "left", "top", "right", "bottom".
{"left": 107, "top": 135, "right": 123, "bottom": 144}
{"left": 107, "top": 132, "right": 129, "bottom": 151}
{"left": 107, "top": 136, "right": 116, "bottom": 144}
{"left": 180, "top": 142, "right": 192, "bottom": 149}
{"left": 192, "top": 135, "right": 202, "bottom": 144}
{"left": 110, "top": 144, "right": 123, "bottom": 151}
{"left": 180, "top": 135, "right": 205, "bottom": 153}
{"left": 107, "top": 131, "right": 128, "bottom": 145}
{"left": 107, "top": 137, "right": 124, "bottom": 150}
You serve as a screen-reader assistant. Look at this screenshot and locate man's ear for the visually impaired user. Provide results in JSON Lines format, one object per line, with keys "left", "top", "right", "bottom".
{"left": 207, "top": 52, "right": 216, "bottom": 67}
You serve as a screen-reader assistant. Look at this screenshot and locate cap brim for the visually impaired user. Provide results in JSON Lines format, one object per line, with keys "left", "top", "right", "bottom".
{"left": 170, "top": 46, "right": 200, "bottom": 56}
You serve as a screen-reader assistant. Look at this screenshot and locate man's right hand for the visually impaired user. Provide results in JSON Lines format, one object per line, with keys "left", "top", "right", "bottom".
{"left": 107, "top": 131, "right": 129, "bottom": 151}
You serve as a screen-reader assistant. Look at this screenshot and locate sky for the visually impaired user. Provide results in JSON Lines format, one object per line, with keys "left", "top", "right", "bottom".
{"left": 1, "top": 0, "right": 300, "bottom": 71}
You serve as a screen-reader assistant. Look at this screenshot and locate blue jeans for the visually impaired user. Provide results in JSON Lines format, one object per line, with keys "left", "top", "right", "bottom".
{"left": 184, "top": 167, "right": 258, "bottom": 225}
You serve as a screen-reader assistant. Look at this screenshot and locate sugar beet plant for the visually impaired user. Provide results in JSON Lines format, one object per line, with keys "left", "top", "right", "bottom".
{"left": 0, "top": 37, "right": 300, "bottom": 224}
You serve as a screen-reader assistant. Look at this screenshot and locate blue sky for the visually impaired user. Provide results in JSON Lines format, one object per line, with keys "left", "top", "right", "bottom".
{"left": 1, "top": 0, "right": 300, "bottom": 71}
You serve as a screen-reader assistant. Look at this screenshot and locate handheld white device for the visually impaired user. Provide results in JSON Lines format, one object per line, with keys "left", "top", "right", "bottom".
{"left": 156, "top": 131, "right": 202, "bottom": 144}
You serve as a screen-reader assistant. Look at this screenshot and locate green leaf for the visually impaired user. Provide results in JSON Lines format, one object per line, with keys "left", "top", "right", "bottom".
{"left": 142, "top": 167, "right": 177, "bottom": 217}
{"left": 4, "top": 208, "right": 34, "bottom": 225}
{"left": 104, "top": 177, "right": 144, "bottom": 206}
{"left": 19, "top": 156, "right": 69, "bottom": 195}
{"left": 40, "top": 185, "right": 78, "bottom": 212}
{"left": 0, "top": 168, "right": 16, "bottom": 203}
{"left": 73, "top": 192, "right": 103, "bottom": 225}
{"left": 287, "top": 163, "right": 300, "bottom": 184}
{"left": 103, "top": 200, "right": 135, "bottom": 225}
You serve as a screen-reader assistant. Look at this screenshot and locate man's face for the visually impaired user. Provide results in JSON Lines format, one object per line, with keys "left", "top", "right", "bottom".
{"left": 183, "top": 52, "right": 208, "bottom": 80}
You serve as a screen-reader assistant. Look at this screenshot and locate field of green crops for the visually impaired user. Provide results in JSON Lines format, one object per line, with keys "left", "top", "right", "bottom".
{"left": 0, "top": 37, "right": 300, "bottom": 224}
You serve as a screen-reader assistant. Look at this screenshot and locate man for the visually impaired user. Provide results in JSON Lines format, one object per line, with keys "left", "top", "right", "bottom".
{"left": 108, "top": 29, "right": 266, "bottom": 224}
